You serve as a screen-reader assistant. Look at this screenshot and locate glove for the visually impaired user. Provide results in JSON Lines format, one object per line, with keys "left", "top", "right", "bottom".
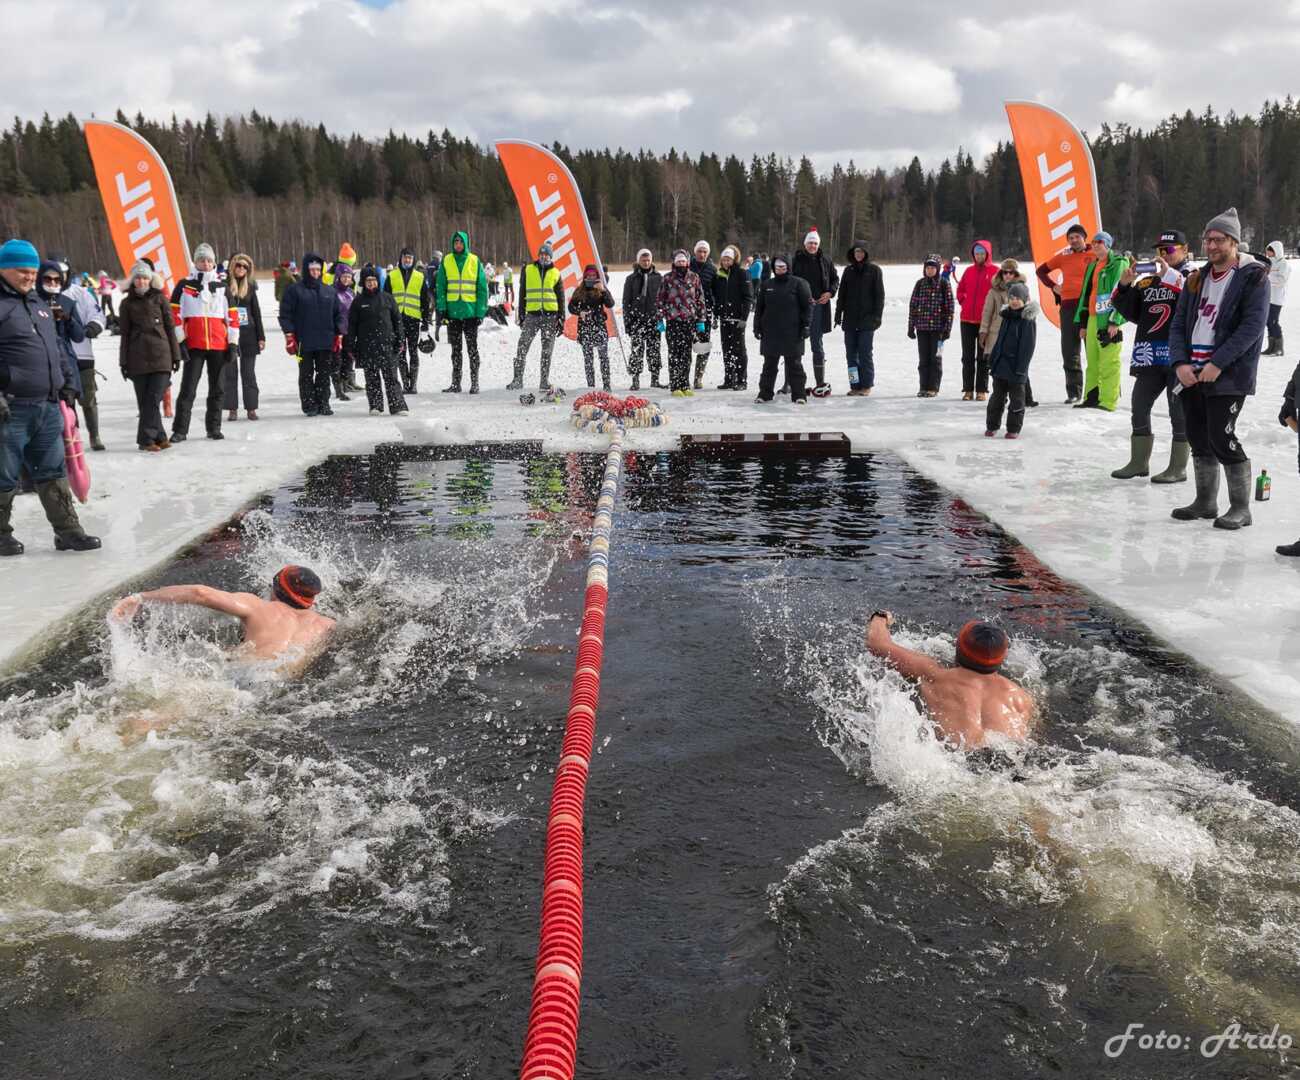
{"left": 285, "top": 333, "right": 298, "bottom": 356}
{"left": 120, "top": 366, "right": 129, "bottom": 382}
{"left": 1280, "top": 400, "right": 1297, "bottom": 427}
{"left": 0, "top": 395, "right": 9, "bottom": 424}
{"left": 696, "top": 321, "right": 707, "bottom": 334}
{"left": 655, "top": 319, "right": 666, "bottom": 333}
{"left": 753, "top": 326, "right": 762, "bottom": 340}
{"left": 420, "top": 320, "right": 429, "bottom": 332}
{"left": 440, "top": 315, "right": 451, "bottom": 327}
{"left": 908, "top": 327, "right": 916, "bottom": 339}
{"left": 940, "top": 333, "right": 950, "bottom": 341}
{"left": 332, "top": 335, "right": 343, "bottom": 354}
{"left": 833, "top": 311, "right": 842, "bottom": 328}
{"left": 554, "top": 314, "right": 564, "bottom": 332}
{"left": 85, "top": 323, "right": 102, "bottom": 339}
{"left": 58, "top": 385, "right": 79, "bottom": 406}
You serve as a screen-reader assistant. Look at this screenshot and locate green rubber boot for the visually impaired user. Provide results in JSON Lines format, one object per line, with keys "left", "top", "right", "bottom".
{"left": 1111, "top": 434, "right": 1154, "bottom": 479}
{"left": 1171, "top": 457, "right": 1220, "bottom": 521}
{"left": 1151, "top": 439, "right": 1190, "bottom": 484}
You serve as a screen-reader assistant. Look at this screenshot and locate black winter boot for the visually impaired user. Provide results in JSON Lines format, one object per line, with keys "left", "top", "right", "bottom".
{"left": 443, "top": 357, "right": 462, "bottom": 393}
{"left": 35, "top": 478, "right": 101, "bottom": 551}
{"left": 0, "top": 489, "right": 23, "bottom": 556}
{"left": 469, "top": 359, "right": 480, "bottom": 395}
{"left": 1171, "top": 457, "right": 1220, "bottom": 520}
{"left": 1213, "top": 460, "right": 1253, "bottom": 530}
{"left": 1277, "top": 538, "right": 1300, "bottom": 556}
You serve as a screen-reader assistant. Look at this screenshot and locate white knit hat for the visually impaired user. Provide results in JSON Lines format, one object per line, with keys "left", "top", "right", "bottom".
{"left": 804, "top": 228, "right": 820, "bottom": 247}
{"left": 694, "top": 240, "right": 710, "bottom": 255}
{"left": 193, "top": 242, "right": 216, "bottom": 264}
{"left": 636, "top": 248, "right": 652, "bottom": 261}
{"left": 721, "top": 245, "right": 738, "bottom": 261}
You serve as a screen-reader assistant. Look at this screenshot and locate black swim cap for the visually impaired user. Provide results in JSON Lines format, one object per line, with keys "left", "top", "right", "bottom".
{"left": 955, "top": 621, "right": 1009, "bottom": 674}
{"left": 272, "top": 565, "right": 322, "bottom": 609}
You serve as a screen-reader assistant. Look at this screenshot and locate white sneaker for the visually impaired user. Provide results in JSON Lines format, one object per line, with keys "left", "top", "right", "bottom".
{"left": 369, "top": 408, "right": 383, "bottom": 416}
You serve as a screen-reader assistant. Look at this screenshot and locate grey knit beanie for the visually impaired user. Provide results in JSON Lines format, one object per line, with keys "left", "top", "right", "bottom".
{"left": 1204, "top": 207, "right": 1241, "bottom": 243}
{"left": 193, "top": 242, "right": 216, "bottom": 265}
{"left": 1008, "top": 282, "right": 1031, "bottom": 303}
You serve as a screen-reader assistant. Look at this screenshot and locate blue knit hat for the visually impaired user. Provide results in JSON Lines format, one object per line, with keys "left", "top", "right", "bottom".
{"left": 1092, "top": 230, "right": 1114, "bottom": 248}
{"left": 0, "top": 239, "right": 40, "bottom": 270}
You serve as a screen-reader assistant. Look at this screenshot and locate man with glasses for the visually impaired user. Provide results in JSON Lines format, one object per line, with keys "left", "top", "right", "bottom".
{"left": 1072, "top": 232, "right": 1129, "bottom": 410}
{"left": 1036, "top": 223, "right": 1091, "bottom": 402}
{"left": 1169, "top": 207, "right": 1270, "bottom": 530}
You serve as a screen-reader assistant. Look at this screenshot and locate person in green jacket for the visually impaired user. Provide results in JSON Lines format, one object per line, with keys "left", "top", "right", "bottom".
{"left": 1073, "top": 231, "right": 1129, "bottom": 410}
{"left": 434, "top": 230, "right": 488, "bottom": 394}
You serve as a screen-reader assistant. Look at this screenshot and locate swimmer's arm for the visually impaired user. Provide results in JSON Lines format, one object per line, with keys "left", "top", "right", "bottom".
{"left": 865, "top": 615, "right": 945, "bottom": 681}
{"left": 112, "top": 586, "right": 259, "bottom": 621}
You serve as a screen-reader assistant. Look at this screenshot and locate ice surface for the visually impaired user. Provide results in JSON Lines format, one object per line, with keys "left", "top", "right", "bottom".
{"left": 2, "top": 263, "right": 1297, "bottom": 722}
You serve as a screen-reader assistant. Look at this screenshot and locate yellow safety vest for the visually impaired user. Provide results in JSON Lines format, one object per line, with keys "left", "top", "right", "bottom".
{"left": 390, "top": 267, "right": 425, "bottom": 319}
{"left": 523, "top": 263, "right": 561, "bottom": 312}
{"left": 442, "top": 254, "right": 480, "bottom": 305}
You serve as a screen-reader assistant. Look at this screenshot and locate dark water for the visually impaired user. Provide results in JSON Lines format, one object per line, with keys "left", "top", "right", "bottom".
{"left": 2, "top": 449, "right": 1298, "bottom": 1079}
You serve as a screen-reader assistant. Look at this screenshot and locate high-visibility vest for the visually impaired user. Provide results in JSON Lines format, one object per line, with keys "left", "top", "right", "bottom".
{"left": 390, "top": 267, "right": 425, "bottom": 318}
{"left": 523, "top": 263, "right": 561, "bottom": 312}
{"left": 443, "top": 253, "right": 480, "bottom": 306}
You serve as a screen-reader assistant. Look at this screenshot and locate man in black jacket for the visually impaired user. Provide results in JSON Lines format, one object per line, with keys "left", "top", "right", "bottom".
{"left": 790, "top": 228, "right": 839, "bottom": 395}
{"left": 279, "top": 253, "right": 343, "bottom": 416}
{"left": 0, "top": 238, "right": 101, "bottom": 556}
{"left": 689, "top": 240, "right": 716, "bottom": 389}
{"left": 622, "top": 249, "right": 663, "bottom": 390}
{"left": 753, "top": 255, "right": 813, "bottom": 403}
{"left": 834, "top": 241, "right": 884, "bottom": 395}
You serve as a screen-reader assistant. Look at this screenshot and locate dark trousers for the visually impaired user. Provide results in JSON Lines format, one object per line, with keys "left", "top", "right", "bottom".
{"left": 986, "top": 377, "right": 1026, "bottom": 434}
{"left": 447, "top": 319, "right": 480, "bottom": 386}
{"left": 844, "top": 327, "right": 875, "bottom": 389}
{"left": 173, "top": 347, "right": 228, "bottom": 436}
{"left": 720, "top": 320, "right": 749, "bottom": 386}
{"left": 363, "top": 360, "right": 407, "bottom": 414}
{"left": 758, "top": 353, "right": 807, "bottom": 401}
{"left": 809, "top": 313, "right": 826, "bottom": 364}
{"left": 131, "top": 372, "right": 170, "bottom": 447}
{"left": 960, "top": 321, "right": 989, "bottom": 393}
{"left": 222, "top": 346, "right": 259, "bottom": 410}
{"left": 916, "top": 331, "right": 943, "bottom": 392}
{"left": 299, "top": 350, "right": 336, "bottom": 415}
{"left": 1268, "top": 302, "right": 1283, "bottom": 338}
{"left": 396, "top": 314, "right": 422, "bottom": 391}
{"left": 1131, "top": 367, "right": 1186, "bottom": 440}
{"left": 1060, "top": 296, "right": 1083, "bottom": 397}
{"left": 0, "top": 399, "right": 65, "bottom": 490}
{"left": 666, "top": 321, "right": 694, "bottom": 390}
{"left": 1183, "top": 387, "right": 1247, "bottom": 465}
{"left": 579, "top": 331, "right": 611, "bottom": 388}
{"left": 627, "top": 325, "right": 661, "bottom": 377}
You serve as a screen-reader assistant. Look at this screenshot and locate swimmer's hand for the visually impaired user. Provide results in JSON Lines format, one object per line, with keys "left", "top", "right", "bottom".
{"left": 869, "top": 609, "right": 894, "bottom": 628}
{"left": 110, "top": 594, "right": 143, "bottom": 621}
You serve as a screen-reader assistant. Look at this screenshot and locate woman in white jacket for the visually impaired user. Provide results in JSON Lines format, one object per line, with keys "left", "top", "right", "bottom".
{"left": 1264, "top": 240, "right": 1290, "bottom": 356}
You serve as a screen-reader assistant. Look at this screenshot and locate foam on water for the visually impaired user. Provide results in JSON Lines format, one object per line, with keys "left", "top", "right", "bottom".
{"left": 0, "top": 504, "right": 563, "bottom": 953}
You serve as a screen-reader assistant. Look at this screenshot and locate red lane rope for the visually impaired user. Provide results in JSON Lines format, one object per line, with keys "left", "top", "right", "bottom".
{"left": 519, "top": 431, "right": 623, "bottom": 1080}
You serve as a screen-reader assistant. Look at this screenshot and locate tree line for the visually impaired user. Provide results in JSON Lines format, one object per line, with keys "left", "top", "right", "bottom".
{"left": 0, "top": 100, "right": 1296, "bottom": 274}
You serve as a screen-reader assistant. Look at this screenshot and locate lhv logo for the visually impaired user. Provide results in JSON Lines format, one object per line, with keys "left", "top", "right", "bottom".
{"left": 1036, "top": 150, "right": 1081, "bottom": 242}
{"left": 527, "top": 183, "right": 585, "bottom": 286}
{"left": 114, "top": 169, "right": 175, "bottom": 286}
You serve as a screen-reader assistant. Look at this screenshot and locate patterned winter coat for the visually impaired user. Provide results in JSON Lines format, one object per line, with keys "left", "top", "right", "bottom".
{"left": 908, "top": 273, "right": 955, "bottom": 335}
{"left": 656, "top": 267, "right": 706, "bottom": 324}
{"left": 568, "top": 283, "right": 614, "bottom": 342}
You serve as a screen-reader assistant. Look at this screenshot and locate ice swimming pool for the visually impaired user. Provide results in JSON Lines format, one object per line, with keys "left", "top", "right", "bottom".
{"left": 1, "top": 446, "right": 1297, "bottom": 1078}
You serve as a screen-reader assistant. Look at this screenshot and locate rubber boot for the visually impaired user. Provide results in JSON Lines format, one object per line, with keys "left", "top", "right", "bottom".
{"left": 469, "top": 359, "right": 480, "bottom": 395}
{"left": 539, "top": 356, "right": 552, "bottom": 391}
{"left": 507, "top": 355, "right": 525, "bottom": 391}
{"left": 1277, "top": 538, "right": 1300, "bottom": 556}
{"left": 649, "top": 365, "right": 663, "bottom": 389}
{"left": 0, "top": 489, "right": 23, "bottom": 556}
{"left": 1151, "top": 439, "right": 1190, "bottom": 484}
{"left": 813, "top": 361, "right": 830, "bottom": 396}
{"left": 83, "top": 400, "right": 106, "bottom": 451}
{"left": 1263, "top": 335, "right": 1279, "bottom": 357}
{"left": 35, "top": 478, "right": 101, "bottom": 551}
{"left": 630, "top": 372, "right": 641, "bottom": 391}
{"left": 333, "top": 375, "right": 351, "bottom": 401}
{"left": 693, "top": 355, "right": 706, "bottom": 390}
{"left": 1111, "top": 434, "right": 1154, "bottom": 479}
{"left": 1213, "top": 460, "right": 1253, "bottom": 530}
{"left": 1073, "top": 387, "right": 1100, "bottom": 409}
{"left": 442, "top": 356, "right": 462, "bottom": 393}
{"left": 1171, "top": 456, "right": 1220, "bottom": 520}
{"left": 1275, "top": 331, "right": 1284, "bottom": 358}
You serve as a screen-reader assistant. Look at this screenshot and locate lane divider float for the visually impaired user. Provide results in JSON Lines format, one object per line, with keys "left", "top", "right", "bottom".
{"left": 519, "top": 427, "right": 624, "bottom": 1080}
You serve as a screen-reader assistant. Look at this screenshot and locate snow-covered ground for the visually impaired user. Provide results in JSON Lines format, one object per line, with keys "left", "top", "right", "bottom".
{"left": 3, "top": 264, "right": 1299, "bottom": 722}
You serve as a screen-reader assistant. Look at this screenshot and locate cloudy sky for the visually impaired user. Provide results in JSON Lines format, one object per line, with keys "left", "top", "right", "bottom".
{"left": 10, "top": 1, "right": 1300, "bottom": 172}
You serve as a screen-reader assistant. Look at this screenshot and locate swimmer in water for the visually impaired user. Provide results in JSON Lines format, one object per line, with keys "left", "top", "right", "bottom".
{"left": 865, "top": 611, "right": 1033, "bottom": 748}
{"left": 110, "top": 565, "right": 336, "bottom": 671}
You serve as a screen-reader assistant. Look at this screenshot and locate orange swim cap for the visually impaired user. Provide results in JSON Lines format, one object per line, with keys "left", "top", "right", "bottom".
{"left": 955, "top": 621, "right": 1008, "bottom": 674}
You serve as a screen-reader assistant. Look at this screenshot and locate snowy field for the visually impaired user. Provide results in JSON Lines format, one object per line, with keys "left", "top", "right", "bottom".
{"left": 3, "top": 263, "right": 1299, "bottom": 723}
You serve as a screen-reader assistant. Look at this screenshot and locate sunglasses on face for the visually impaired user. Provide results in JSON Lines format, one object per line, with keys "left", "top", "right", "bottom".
{"left": 1157, "top": 246, "right": 1179, "bottom": 255}
{"left": 41, "top": 276, "right": 61, "bottom": 285}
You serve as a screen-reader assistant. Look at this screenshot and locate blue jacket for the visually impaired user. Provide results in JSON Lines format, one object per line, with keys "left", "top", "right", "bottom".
{"left": 278, "top": 252, "right": 343, "bottom": 352}
{"left": 987, "top": 305, "right": 1037, "bottom": 384}
{"left": 0, "top": 277, "right": 78, "bottom": 403}
{"left": 1169, "top": 258, "right": 1269, "bottom": 397}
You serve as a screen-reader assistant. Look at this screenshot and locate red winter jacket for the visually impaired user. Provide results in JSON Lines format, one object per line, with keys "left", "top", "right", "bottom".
{"left": 955, "top": 240, "right": 997, "bottom": 324}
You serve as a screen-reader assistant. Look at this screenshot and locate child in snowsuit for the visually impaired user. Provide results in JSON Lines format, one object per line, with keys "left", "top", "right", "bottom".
{"left": 984, "top": 282, "right": 1037, "bottom": 438}
{"left": 568, "top": 265, "right": 615, "bottom": 389}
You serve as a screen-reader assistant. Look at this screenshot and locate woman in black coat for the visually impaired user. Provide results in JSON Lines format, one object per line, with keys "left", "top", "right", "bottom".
{"left": 345, "top": 267, "right": 409, "bottom": 415}
{"left": 752, "top": 255, "right": 812, "bottom": 403}
{"left": 712, "top": 245, "right": 753, "bottom": 390}
{"left": 622, "top": 249, "right": 663, "bottom": 390}
{"left": 224, "top": 253, "right": 265, "bottom": 420}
